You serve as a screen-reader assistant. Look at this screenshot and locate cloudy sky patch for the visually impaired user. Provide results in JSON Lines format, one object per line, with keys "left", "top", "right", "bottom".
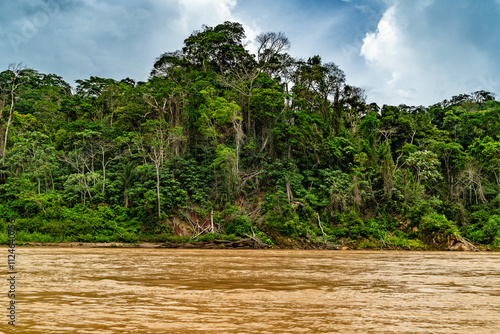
{"left": 0, "top": 0, "right": 498, "bottom": 107}
{"left": 360, "top": 0, "right": 500, "bottom": 105}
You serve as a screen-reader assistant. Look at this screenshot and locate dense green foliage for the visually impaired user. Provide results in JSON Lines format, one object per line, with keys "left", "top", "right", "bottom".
{"left": 1, "top": 22, "right": 500, "bottom": 249}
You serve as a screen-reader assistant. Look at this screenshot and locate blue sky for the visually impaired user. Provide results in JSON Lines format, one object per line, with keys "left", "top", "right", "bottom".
{"left": 0, "top": 0, "right": 499, "bottom": 106}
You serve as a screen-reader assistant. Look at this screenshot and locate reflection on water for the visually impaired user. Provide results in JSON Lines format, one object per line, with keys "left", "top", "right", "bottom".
{"left": 5, "top": 248, "right": 500, "bottom": 333}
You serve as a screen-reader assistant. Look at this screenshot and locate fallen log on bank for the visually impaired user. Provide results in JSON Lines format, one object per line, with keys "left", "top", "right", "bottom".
{"left": 163, "top": 238, "right": 269, "bottom": 249}
{"left": 447, "top": 235, "right": 480, "bottom": 252}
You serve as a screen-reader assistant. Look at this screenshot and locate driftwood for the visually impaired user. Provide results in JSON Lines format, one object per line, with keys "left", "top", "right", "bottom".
{"left": 182, "top": 213, "right": 196, "bottom": 230}
{"left": 164, "top": 238, "right": 267, "bottom": 249}
{"left": 248, "top": 207, "right": 261, "bottom": 220}
{"left": 448, "top": 235, "right": 480, "bottom": 252}
{"left": 245, "top": 226, "right": 268, "bottom": 249}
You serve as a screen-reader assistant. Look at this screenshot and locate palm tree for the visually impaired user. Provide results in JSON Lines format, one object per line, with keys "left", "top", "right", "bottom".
{"left": 117, "top": 162, "right": 136, "bottom": 208}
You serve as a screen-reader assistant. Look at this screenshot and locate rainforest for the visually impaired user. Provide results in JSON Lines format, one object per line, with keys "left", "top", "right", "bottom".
{"left": 1, "top": 22, "right": 499, "bottom": 250}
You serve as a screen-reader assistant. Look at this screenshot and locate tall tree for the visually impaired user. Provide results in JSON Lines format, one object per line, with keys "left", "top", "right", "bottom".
{"left": 137, "top": 120, "right": 185, "bottom": 219}
{"left": 183, "top": 21, "right": 249, "bottom": 76}
{"left": 0, "top": 64, "right": 31, "bottom": 162}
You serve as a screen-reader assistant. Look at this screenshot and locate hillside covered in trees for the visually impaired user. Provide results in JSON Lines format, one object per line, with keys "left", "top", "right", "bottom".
{"left": 1, "top": 22, "right": 499, "bottom": 250}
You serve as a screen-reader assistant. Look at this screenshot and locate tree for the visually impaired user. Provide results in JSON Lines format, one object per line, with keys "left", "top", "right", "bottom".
{"left": 406, "top": 150, "right": 442, "bottom": 186}
{"left": 292, "top": 56, "right": 346, "bottom": 131}
{"left": 9, "top": 131, "right": 58, "bottom": 195}
{"left": 467, "top": 136, "right": 500, "bottom": 194}
{"left": 198, "top": 87, "right": 243, "bottom": 187}
{"left": 61, "top": 130, "right": 100, "bottom": 207}
{"left": 117, "top": 162, "right": 136, "bottom": 208}
{"left": 94, "top": 128, "right": 124, "bottom": 194}
{"left": 137, "top": 120, "right": 185, "bottom": 219}
{"left": 74, "top": 77, "right": 131, "bottom": 125}
{"left": 341, "top": 85, "right": 366, "bottom": 133}
{"left": 428, "top": 140, "right": 464, "bottom": 197}
{"left": 151, "top": 50, "right": 189, "bottom": 77}
{"left": 220, "top": 30, "right": 290, "bottom": 135}
{"left": 0, "top": 64, "right": 31, "bottom": 162}
{"left": 183, "top": 21, "right": 249, "bottom": 76}
{"left": 318, "top": 169, "right": 351, "bottom": 213}
{"left": 456, "top": 158, "right": 486, "bottom": 205}
{"left": 211, "top": 144, "right": 238, "bottom": 200}
{"left": 250, "top": 84, "right": 285, "bottom": 153}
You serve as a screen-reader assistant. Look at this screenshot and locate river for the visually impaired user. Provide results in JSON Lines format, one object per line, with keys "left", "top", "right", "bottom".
{"left": 4, "top": 248, "right": 500, "bottom": 333}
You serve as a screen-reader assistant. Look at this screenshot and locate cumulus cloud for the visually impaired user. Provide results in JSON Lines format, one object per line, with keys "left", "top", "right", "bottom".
{"left": 360, "top": 0, "right": 500, "bottom": 106}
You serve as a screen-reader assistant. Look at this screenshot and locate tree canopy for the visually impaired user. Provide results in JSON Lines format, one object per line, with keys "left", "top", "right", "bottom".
{"left": 0, "top": 22, "right": 499, "bottom": 250}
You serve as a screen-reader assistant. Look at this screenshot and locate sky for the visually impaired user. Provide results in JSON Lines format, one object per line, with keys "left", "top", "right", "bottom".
{"left": 1, "top": 0, "right": 499, "bottom": 107}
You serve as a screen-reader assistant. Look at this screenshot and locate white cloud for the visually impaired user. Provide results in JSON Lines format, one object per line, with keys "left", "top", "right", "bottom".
{"left": 359, "top": 1, "right": 500, "bottom": 106}
{"left": 361, "top": 6, "right": 405, "bottom": 71}
{"left": 176, "top": 0, "right": 236, "bottom": 34}
{"left": 360, "top": 5, "right": 420, "bottom": 103}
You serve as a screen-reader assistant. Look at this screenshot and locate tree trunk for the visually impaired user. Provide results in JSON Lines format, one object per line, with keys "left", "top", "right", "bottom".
{"left": 156, "top": 164, "right": 161, "bottom": 219}
{"left": 211, "top": 209, "right": 214, "bottom": 233}
{"left": 124, "top": 188, "right": 129, "bottom": 209}
{"left": 286, "top": 181, "right": 292, "bottom": 204}
{"left": 102, "top": 166, "right": 106, "bottom": 194}
{"left": 44, "top": 168, "right": 49, "bottom": 194}
{"left": 101, "top": 154, "right": 106, "bottom": 194}
{"left": 1, "top": 90, "right": 15, "bottom": 162}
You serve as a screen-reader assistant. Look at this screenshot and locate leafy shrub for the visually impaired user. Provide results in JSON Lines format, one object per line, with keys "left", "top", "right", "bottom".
{"left": 330, "top": 226, "right": 346, "bottom": 239}
{"left": 0, "top": 204, "right": 17, "bottom": 220}
{"left": 360, "top": 218, "right": 387, "bottom": 239}
{"left": 119, "top": 231, "right": 139, "bottom": 243}
{"left": 255, "top": 231, "right": 274, "bottom": 246}
{"left": 419, "top": 213, "right": 459, "bottom": 244}
{"left": 407, "top": 197, "right": 443, "bottom": 225}
{"left": 357, "top": 238, "right": 382, "bottom": 249}
{"left": 492, "top": 236, "right": 500, "bottom": 250}
{"left": 483, "top": 215, "right": 500, "bottom": 244}
{"left": 224, "top": 215, "right": 252, "bottom": 237}
{"left": 335, "top": 211, "right": 365, "bottom": 240}
{"left": 385, "top": 234, "right": 427, "bottom": 250}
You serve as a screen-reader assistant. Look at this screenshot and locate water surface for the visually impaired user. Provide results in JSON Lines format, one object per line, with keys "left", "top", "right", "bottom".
{"left": 4, "top": 248, "right": 500, "bottom": 333}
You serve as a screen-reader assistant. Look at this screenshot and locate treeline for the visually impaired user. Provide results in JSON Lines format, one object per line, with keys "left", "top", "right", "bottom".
{"left": 1, "top": 21, "right": 499, "bottom": 249}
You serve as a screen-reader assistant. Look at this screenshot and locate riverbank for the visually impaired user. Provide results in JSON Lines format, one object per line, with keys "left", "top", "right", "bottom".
{"left": 5, "top": 237, "right": 495, "bottom": 251}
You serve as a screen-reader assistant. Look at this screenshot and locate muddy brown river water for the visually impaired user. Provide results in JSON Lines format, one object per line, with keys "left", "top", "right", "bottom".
{"left": 2, "top": 248, "right": 500, "bottom": 333}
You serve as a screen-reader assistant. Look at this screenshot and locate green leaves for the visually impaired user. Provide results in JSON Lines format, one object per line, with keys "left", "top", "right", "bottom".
{"left": 406, "top": 150, "right": 442, "bottom": 185}
{"left": 198, "top": 87, "right": 240, "bottom": 142}
{"left": 182, "top": 21, "right": 250, "bottom": 75}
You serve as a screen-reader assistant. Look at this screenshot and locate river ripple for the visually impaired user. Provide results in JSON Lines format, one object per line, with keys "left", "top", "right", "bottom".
{"left": 4, "top": 248, "right": 500, "bottom": 333}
